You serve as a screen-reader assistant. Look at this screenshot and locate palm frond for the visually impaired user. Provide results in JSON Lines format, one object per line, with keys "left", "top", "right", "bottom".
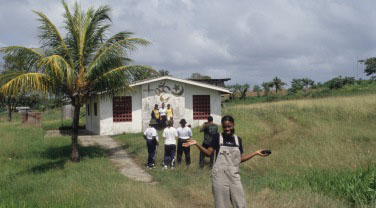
{"left": 0, "top": 73, "right": 53, "bottom": 95}
{"left": 82, "top": 5, "right": 112, "bottom": 66}
{"left": 0, "top": 71, "right": 27, "bottom": 86}
{"left": 33, "top": 10, "right": 73, "bottom": 66}
{"left": 39, "top": 55, "right": 75, "bottom": 89}
{"left": 86, "top": 32, "right": 150, "bottom": 78}
{"left": 89, "top": 65, "right": 152, "bottom": 94}
{"left": 0, "top": 46, "right": 43, "bottom": 72}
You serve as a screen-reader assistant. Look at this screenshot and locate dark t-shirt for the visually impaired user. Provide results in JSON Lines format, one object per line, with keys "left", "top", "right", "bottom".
{"left": 201, "top": 123, "right": 218, "bottom": 145}
{"left": 209, "top": 133, "right": 243, "bottom": 158}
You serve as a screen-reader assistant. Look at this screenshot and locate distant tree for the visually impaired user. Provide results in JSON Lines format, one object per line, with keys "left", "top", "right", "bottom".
{"left": 272, "top": 77, "right": 286, "bottom": 93}
{"left": 325, "top": 76, "right": 355, "bottom": 89}
{"left": 290, "top": 79, "right": 304, "bottom": 93}
{"left": 301, "top": 78, "right": 315, "bottom": 89}
{"left": 261, "top": 82, "right": 273, "bottom": 96}
{"left": 253, "top": 84, "right": 261, "bottom": 97}
{"left": 158, "top": 69, "right": 170, "bottom": 76}
{"left": 226, "top": 85, "right": 237, "bottom": 100}
{"left": 0, "top": 54, "right": 35, "bottom": 121}
{"left": 238, "top": 84, "right": 250, "bottom": 99}
{"left": 190, "top": 72, "right": 211, "bottom": 80}
{"left": 363, "top": 57, "right": 376, "bottom": 76}
{"left": 130, "top": 67, "right": 158, "bottom": 81}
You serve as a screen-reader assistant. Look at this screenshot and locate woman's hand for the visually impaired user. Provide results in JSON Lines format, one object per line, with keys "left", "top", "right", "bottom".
{"left": 182, "top": 139, "right": 197, "bottom": 147}
{"left": 255, "top": 149, "right": 270, "bottom": 157}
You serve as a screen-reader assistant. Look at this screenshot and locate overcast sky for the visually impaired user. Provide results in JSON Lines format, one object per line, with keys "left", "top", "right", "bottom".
{"left": 1, "top": 0, "right": 376, "bottom": 85}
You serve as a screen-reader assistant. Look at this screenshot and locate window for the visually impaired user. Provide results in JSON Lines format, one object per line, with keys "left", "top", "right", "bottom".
{"left": 113, "top": 96, "right": 132, "bottom": 122}
{"left": 94, "top": 103, "right": 97, "bottom": 116}
{"left": 87, "top": 104, "right": 90, "bottom": 116}
{"left": 193, "top": 95, "right": 210, "bottom": 120}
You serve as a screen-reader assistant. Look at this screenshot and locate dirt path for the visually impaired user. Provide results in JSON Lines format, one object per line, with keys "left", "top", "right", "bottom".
{"left": 79, "top": 135, "right": 154, "bottom": 183}
{"left": 45, "top": 131, "right": 153, "bottom": 183}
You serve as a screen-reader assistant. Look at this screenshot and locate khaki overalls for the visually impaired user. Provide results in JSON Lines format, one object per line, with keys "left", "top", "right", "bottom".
{"left": 212, "top": 134, "right": 246, "bottom": 208}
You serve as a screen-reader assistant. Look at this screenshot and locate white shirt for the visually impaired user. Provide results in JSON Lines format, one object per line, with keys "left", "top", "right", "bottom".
{"left": 163, "top": 127, "right": 178, "bottom": 145}
{"left": 144, "top": 127, "right": 158, "bottom": 141}
{"left": 177, "top": 127, "right": 192, "bottom": 139}
{"left": 159, "top": 108, "right": 166, "bottom": 116}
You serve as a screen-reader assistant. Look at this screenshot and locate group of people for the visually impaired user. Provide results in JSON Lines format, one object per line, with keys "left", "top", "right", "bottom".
{"left": 144, "top": 114, "right": 218, "bottom": 169}
{"left": 150, "top": 103, "right": 173, "bottom": 129}
{"left": 144, "top": 113, "right": 270, "bottom": 208}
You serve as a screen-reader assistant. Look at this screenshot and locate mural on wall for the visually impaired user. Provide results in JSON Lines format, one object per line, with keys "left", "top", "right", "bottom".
{"left": 144, "top": 81, "right": 184, "bottom": 103}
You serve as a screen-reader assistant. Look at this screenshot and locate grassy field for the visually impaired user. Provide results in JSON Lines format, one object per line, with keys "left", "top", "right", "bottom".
{"left": 114, "top": 94, "right": 376, "bottom": 208}
{"left": 1, "top": 94, "right": 376, "bottom": 207}
{"left": 0, "top": 111, "right": 180, "bottom": 208}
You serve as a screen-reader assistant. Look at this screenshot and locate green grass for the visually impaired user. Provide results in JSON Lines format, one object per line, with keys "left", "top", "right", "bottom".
{"left": 113, "top": 94, "right": 376, "bottom": 207}
{"left": 227, "top": 82, "right": 376, "bottom": 106}
{"left": 2, "top": 94, "right": 376, "bottom": 207}
{"left": 0, "top": 111, "right": 180, "bottom": 208}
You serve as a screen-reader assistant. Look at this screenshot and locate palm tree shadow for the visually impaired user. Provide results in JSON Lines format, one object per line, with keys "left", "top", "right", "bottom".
{"left": 29, "top": 144, "right": 108, "bottom": 174}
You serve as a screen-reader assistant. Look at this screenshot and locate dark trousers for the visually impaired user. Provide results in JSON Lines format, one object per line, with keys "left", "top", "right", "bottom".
{"left": 160, "top": 116, "right": 167, "bottom": 128}
{"left": 199, "top": 143, "right": 214, "bottom": 168}
{"left": 177, "top": 138, "right": 191, "bottom": 165}
{"left": 146, "top": 139, "right": 157, "bottom": 166}
{"left": 164, "top": 144, "right": 176, "bottom": 167}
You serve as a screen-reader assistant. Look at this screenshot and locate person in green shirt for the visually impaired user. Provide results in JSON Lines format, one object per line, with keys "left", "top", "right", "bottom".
{"left": 199, "top": 116, "right": 218, "bottom": 168}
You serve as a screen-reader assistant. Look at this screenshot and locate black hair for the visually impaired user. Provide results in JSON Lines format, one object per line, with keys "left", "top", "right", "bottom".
{"left": 179, "top": 119, "right": 187, "bottom": 125}
{"left": 221, "top": 115, "right": 234, "bottom": 125}
{"left": 207, "top": 116, "right": 213, "bottom": 122}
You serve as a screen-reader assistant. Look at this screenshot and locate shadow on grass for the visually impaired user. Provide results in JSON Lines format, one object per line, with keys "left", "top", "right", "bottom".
{"left": 119, "top": 143, "right": 145, "bottom": 155}
{"left": 27, "top": 145, "right": 108, "bottom": 174}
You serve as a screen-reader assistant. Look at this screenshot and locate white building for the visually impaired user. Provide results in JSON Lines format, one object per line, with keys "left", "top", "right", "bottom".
{"left": 85, "top": 76, "right": 230, "bottom": 135}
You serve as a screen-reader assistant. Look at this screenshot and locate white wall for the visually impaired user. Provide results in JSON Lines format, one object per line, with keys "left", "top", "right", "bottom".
{"left": 140, "top": 80, "right": 222, "bottom": 130}
{"left": 98, "top": 86, "right": 143, "bottom": 135}
{"left": 141, "top": 80, "right": 185, "bottom": 130}
{"left": 86, "top": 96, "right": 100, "bottom": 134}
{"left": 183, "top": 84, "right": 222, "bottom": 128}
{"left": 86, "top": 80, "right": 223, "bottom": 135}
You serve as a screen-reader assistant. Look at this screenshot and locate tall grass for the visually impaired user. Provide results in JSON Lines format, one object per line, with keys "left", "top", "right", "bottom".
{"left": 114, "top": 94, "right": 376, "bottom": 207}
{"left": 1, "top": 94, "right": 376, "bottom": 207}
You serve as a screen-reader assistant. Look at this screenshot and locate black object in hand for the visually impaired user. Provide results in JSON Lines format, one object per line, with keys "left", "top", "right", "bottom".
{"left": 261, "top": 150, "right": 272, "bottom": 155}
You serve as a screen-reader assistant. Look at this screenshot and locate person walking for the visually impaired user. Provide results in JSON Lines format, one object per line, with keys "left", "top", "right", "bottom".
{"left": 199, "top": 116, "right": 217, "bottom": 168}
{"left": 143, "top": 122, "right": 159, "bottom": 168}
{"left": 162, "top": 120, "right": 178, "bottom": 169}
{"left": 176, "top": 119, "right": 192, "bottom": 166}
{"left": 183, "top": 115, "right": 270, "bottom": 208}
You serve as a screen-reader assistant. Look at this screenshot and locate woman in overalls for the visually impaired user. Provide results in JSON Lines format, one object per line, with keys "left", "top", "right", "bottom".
{"left": 184, "top": 115, "right": 269, "bottom": 208}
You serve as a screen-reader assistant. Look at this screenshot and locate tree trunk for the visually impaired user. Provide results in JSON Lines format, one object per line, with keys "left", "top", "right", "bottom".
{"left": 71, "top": 104, "right": 81, "bottom": 162}
{"left": 7, "top": 104, "right": 12, "bottom": 122}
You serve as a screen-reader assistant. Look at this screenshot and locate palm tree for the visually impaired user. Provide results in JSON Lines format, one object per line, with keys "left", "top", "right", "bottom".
{"left": 158, "top": 69, "right": 170, "bottom": 76}
{"left": 272, "top": 77, "right": 286, "bottom": 93}
{"left": 261, "top": 81, "right": 273, "bottom": 96}
{"left": 0, "top": 1, "right": 150, "bottom": 162}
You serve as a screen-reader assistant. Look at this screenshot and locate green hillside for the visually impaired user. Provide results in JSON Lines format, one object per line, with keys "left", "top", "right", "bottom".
{"left": 1, "top": 94, "right": 376, "bottom": 207}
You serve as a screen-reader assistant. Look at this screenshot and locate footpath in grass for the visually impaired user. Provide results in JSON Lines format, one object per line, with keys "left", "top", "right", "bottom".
{"left": 0, "top": 113, "right": 180, "bottom": 208}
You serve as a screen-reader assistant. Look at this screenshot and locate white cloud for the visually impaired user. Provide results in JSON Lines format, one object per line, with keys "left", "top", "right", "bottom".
{"left": 1, "top": 0, "right": 376, "bottom": 84}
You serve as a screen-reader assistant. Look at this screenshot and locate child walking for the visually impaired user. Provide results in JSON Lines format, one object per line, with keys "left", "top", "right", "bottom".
{"left": 162, "top": 120, "right": 178, "bottom": 169}
{"left": 143, "top": 122, "right": 158, "bottom": 168}
{"left": 184, "top": 115, "right": 270, "bottom": 208}
{"left": 176, "top": 119, "right": 192, "bottom": 166}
